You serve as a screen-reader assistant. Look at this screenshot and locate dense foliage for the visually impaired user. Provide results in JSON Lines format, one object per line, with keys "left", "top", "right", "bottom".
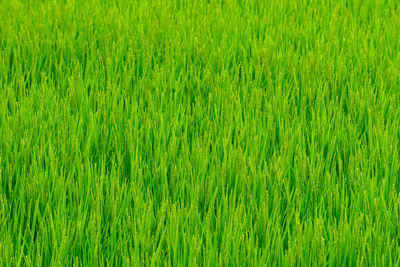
{"left": 1, "top": 0, "right": 400, "bottom": 265}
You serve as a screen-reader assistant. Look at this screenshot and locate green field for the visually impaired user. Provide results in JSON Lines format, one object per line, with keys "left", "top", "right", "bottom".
{"left": 1, "top": 0, "right": 400, "bottom": 265}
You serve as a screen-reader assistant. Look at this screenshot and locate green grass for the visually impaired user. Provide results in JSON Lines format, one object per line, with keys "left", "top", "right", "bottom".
{"left": 1, "top": 0, "right": 400, "bottom": 265}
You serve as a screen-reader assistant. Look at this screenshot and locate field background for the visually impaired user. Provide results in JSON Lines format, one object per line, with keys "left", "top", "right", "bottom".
{"left": 1, "top": 0, "right": 400, "bottom": 265}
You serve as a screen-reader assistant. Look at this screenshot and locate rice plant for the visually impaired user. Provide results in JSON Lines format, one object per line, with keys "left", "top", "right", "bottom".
{"left": 1, "top": 0, "right": 400, "bottom": 265}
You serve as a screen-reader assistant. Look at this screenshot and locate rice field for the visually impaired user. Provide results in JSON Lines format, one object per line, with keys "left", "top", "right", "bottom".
{"left": 1, "top": 0, "right": 400, "bottom": 265}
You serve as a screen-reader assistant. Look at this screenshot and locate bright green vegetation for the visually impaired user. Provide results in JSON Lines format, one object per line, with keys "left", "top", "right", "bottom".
{"left": 1, "top": 0, "right": 400, "bottom": 265}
